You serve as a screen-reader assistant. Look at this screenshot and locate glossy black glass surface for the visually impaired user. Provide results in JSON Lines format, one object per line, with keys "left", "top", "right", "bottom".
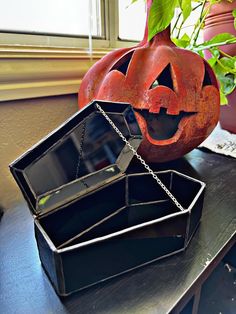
{"left": 10, "top": 101, "right": 142, "bottom": 214}
{"left": 25, "top": 112, "right": 125, "bottom": 195}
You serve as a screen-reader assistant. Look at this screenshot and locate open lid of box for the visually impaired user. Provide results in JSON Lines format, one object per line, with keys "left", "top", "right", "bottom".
{"left": 10, "top": 100, "right": 142, "bottom": 217}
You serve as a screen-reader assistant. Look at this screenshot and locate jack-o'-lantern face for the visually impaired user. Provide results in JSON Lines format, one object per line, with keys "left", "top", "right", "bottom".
{"left": 79, "top": 28, "right": 220, "bottom": 162}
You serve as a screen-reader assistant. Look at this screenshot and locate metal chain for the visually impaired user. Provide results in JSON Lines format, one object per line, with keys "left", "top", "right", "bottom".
{"left": 75, "top": 120, "right": 86, "bottom": 179}
{"left": 95, "top": 103, "right": 185, "bottom": 211}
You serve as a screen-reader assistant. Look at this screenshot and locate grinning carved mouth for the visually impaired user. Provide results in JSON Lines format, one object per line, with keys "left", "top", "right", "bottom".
{"left": 135, "top": 107, "right": 196, "bottom": 141}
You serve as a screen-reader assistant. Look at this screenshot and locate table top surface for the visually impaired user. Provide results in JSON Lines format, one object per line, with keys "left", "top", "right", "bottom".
{"left": 1, "top": 149, "right": 236, "bottom": 314}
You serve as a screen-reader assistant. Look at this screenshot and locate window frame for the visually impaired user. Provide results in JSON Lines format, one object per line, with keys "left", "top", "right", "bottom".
{"left": 0, "top": 0, "right": 140, "bottom": 49}
{"left": 0, "top": 0, "right": 143, "bottom": 102}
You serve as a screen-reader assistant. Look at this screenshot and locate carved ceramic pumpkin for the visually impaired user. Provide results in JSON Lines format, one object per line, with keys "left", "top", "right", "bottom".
{"left": 79, "top": 4, "right": 220, "bottom": 163}
{"left": 78, "top": 2, "right": 152, "bottom": 108}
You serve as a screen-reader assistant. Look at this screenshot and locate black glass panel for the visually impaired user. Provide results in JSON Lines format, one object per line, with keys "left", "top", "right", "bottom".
{"left": 22, "top": 111, "right": 139, "bottom": 212}
{"left": 10, "top": 101, "right": 142, "bottom": 214}
{"left": 39, "top": 178, "right": 126, "bottom": 247}
{"left": 171, "top": 173, "right": 202, "bottom": 208}
{"left": 128, "top": 172, "right": 171, "bottom": 204}
{"left": 65, "top": 200, "right": 180, "bottom": 247}
{"left": 25, "top": 112, "right": 126, "bottom": 197}
{"left": 37, "top": 165, "right": 121, "bottom": 212}
{"left": 124, "top": 106, "right": 142, "bottom": 136}
{"left": 62, "top": 213, "right": 187, "bottom": 294}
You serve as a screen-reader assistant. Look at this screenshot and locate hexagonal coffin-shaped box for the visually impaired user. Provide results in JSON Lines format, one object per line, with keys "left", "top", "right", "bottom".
{"left": 10, "top": 100, "right": 205, "bottom": 296}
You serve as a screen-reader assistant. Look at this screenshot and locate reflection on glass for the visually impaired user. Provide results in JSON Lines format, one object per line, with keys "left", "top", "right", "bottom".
{"left": 25, "top": 112, "right": 126, "bottom": 196}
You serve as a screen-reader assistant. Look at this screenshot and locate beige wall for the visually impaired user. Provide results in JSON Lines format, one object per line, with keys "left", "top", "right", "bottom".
{"left": 0, "top": 94, "right": 78, "bottom": 210}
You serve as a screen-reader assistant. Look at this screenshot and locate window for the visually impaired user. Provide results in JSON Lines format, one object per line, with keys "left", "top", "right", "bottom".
{"left": 0, "top": 0, "right": 206, "bottom": 102}
{"left": 0, "top": 0, "right": 204, "bottom": 49}
{"left": 0, "top": 0, "right": 148, "bottom": 48}
{"left": 0, "top": 0, "right": 102, "bottom": 37}
{"left": 118, "top": 0, "right": 146, "bottom": 41}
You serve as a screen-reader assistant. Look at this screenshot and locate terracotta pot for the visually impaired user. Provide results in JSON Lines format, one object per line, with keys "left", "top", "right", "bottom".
{"left": 203, "top": 0, "right": 236, "bottom": 133}
{"left": 220, "top": 92, "right": 236, "bottom": 133}
{"left": 203, "top": 0, "right": 236, "bottom": 59}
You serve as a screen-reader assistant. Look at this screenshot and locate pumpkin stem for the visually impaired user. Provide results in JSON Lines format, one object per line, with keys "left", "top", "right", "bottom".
{"left": 150, "top": 26, "right": 174, "bottom": 46}
{"left": 139, "top": 1, "right": 173, "bottom": 47}
{"left": 139, "top": 0, "right": 153, "bottom": 46}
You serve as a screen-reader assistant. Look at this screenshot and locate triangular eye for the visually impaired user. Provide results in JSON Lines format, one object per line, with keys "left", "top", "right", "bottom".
{"left": 110, "top": 51, "right": 134, "bottom": 75}
{"left": 202, "top": 64, "right": 213, "bottom": 87}
{"left": 150, "top": 64, "right": 173, "bottom": 90}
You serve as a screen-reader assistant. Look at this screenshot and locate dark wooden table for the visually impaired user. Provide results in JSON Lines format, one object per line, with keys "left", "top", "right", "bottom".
{"left": 1, "top": 149, "right": 236, "bottom": 314}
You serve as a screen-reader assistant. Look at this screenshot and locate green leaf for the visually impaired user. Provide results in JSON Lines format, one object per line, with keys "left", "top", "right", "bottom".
{"left": 172, "top": 38, "right": 187, "bottom": 48}
{"left": 220, "top": 91, "right": 228, "bottom": 105}
{"left": 222, "top": 74, "right": 236, "bottom": 95}
{"left": 148, "top": 0, "right": 178, "bottom": 41}
{"left": 233, "top": 8, "right": 236, "bottom": 30}
{"left": 172, "top": 33, "right": 190, "bottom": 48}
{"left": 215, "top": 69, "right": 236, "bottom": 95}
{"left": 181, "top": 33, "right": 190, "bottom": 41}
{"left": 126, "top": 0, "right": 139, "bottom": 8}
{"left": 208, "top": 33, "right": 236, "bottom": 44}
{"left": 210, "top": 0, "right": 222, "bottom": 4}
{"left": 208, "top": 56, "right": 217, "bottom": 67}
{"left": 126, "top": 0, "right": 143, "bottom": 8}
{"left": 212, "top": 55, "right": 236, "bottom": 99}
{"left": 220, "top": 57, "right": 236, "bottom": 73}
{"left": 198, "top": 50, "right": 204, "bottom": 58}
{"left": 178, "top": 0, "right": 192, "bottom": 21}
{"left": 194, "top": 33, "right": 236, "bottom": 51}
{"left": 210, "top": 47, "right": 220, "bottom": 59}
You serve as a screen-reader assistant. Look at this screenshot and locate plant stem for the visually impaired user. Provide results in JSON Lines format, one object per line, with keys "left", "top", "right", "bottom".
{"left": 194, "top": 40, "right": 236, "bottom": 51}
{"left": 193, "top": 3, "right": 203, "bottom": 11}
{"left": 172, "top": 3, "right": 202, "bottom": 38}
{"left": 177, "top": 19, "right": 185, "bottom": 38}
{"left": 219, "top": 49, "right": 234, "bottom": 59}
{"left": 171, "top": 11, "right": 182, "bottom": 36}
{"left": 191, "top": 0, "right": 208, "bottom": 46}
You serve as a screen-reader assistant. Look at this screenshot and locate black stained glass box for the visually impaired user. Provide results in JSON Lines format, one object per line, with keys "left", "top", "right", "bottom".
{"left": 10, "top": 100, "right": 205, "bottom": 296}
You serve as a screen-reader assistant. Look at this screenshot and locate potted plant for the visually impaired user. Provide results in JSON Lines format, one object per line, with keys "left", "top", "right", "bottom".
{"left": 144, "top": 0, "right": 236, "bottom": 132}
{"left": 203, "top": 0, "right": 236, "bottom": 58}
{"left": 203, "top": 0, "right": 236, "bottom": 133}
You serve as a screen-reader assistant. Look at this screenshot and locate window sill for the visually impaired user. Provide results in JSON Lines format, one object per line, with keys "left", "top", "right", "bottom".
{"left": 0, "top": 45, "right": 111, "bottom": 102}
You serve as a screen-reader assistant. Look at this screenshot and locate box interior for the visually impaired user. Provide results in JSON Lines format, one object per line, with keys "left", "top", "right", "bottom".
{"left": 63, "top": 200, "right": 176, "bottom": 247}
{"left": 59, "top": 172, "right": 202, "bottom": 248}
{"left": 39, "top": 177, "right": 126, "bottom": 247}
{"left": 171, "top": 172, "right": 202, "bottom": 208}
{"left": 37, "top": 171, "right": 202, "bottom": 249}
